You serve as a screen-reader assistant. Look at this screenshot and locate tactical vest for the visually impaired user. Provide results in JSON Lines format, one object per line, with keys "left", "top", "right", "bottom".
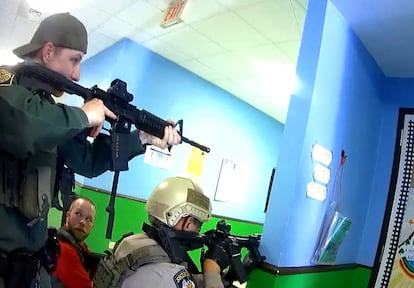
{"left": 0, "top": 66, "right": 56, "bottom": 225}
{"left": 93, "top": 233, "right": 171, "bottom": 288}
{"left": 58, "top": 229, "right": 86, "bottom": 262}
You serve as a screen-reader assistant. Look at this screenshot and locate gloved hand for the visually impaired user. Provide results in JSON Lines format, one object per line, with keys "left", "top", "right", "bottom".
{"left": 201, "top": 245, "right": 230, "bottom": 271}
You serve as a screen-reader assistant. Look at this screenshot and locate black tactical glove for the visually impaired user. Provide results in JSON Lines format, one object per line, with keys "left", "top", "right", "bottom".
{"left": 201, "top": 245, "right": 230, "bottom": 271}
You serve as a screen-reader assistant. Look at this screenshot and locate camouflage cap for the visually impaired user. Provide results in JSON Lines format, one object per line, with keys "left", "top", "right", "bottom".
{"left": 13, "top": 13, "right": 88, "bottom": 58}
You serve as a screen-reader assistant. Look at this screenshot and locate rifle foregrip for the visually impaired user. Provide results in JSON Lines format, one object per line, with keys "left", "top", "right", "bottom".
{"left": 105, "top": 202, "right": 115, "bottom": 239}
{"left": 229, "top": 250, "right": 248, "bottom": 283}
{"left": 135, "top": 109, "right": 168, "bottom": 139}
{"left": 105, "top": 213, "right": 114, "bottom": 239}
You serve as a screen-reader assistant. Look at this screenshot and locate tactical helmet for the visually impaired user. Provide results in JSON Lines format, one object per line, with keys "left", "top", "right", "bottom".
{"left": 146, "top": 177, "right": 212, "bottom": 227}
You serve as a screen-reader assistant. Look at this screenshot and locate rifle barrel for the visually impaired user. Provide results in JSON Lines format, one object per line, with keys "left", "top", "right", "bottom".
{"left": 181, "top": 136, "right": 210, "bottom": 153}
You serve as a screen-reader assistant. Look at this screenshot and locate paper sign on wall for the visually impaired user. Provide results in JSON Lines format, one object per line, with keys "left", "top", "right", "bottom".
{"left": 214, "top": 158, "right": 247, "bottom": 203}
{"left": 186, "top": 147, "right": 207, "bottom": 177}
{"left": 144, "top": 145, "right": 172, "bottom": 170}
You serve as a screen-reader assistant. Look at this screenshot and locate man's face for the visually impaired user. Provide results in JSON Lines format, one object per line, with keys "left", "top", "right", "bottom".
{"left": 174, "top": 216, "right": 203, "bottom": 233}
{"left": 65, "top": 198, "right": 96, "bottom": 242}
{"left": 43, "top": 45, "right": 84, "bottom": 96}
{"left": 44, "top": 44, "right": 84, "bottom": 81}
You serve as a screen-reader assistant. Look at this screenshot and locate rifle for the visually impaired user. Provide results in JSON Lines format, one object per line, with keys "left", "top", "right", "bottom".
{"left": 52, "top": 159, "right": 77, "bottom": 227}
{"left": 18, "top": 61, "right": 211, "bottom": 239}
{"left": 143, "top": 219, "right": 265, "bottom": 286}
{"left": 201, "top": 220, "right": 265, "bottom": 285}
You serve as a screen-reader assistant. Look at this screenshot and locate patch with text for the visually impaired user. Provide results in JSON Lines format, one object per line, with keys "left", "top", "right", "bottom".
{"left": 173, "top": 268, "right": 195, "bottom": 288}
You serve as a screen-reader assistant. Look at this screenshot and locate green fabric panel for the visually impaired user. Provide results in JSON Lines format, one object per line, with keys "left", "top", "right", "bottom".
{"left": 247, "top": 266, "right": 371, "bottom": 288}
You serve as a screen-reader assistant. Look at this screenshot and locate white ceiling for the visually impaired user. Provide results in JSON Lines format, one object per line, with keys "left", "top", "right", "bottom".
{"left": 5, "top": 1, "right": 408, "bottom": 125}
{"left": 1, "top": 0, "right": 307, "bottom": 124}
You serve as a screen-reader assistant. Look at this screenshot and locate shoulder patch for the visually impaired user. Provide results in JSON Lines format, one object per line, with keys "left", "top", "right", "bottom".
{"left": 0, "top": 68, "right": 14, "bottom": 86}
{"left": 173, "top": 269, "right": 195, "bottom": 288}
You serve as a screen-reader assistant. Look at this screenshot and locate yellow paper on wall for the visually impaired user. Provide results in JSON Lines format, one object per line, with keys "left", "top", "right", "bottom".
{"left": 186, "top": 147, "right": 207, "bottom": 177}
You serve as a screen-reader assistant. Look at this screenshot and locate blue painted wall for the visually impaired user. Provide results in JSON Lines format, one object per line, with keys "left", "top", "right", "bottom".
{"left": 64, "top": 0, "right": 414, "bottom": 268}
{"left": 261, "top": 0, "right": 390, "bottom": 267}
{"left": 259, "top": 0, "right": 328, "bottom": 267}
{"left": 70, "top": 38, "right": 284, "bottom": 224}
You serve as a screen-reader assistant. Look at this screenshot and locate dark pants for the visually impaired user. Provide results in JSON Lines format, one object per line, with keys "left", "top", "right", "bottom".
{"left": 0, "top": 250, "right": 50, "bottom": 288}
{"left": 0, "top": 269, "right": 50, "bottom": 288}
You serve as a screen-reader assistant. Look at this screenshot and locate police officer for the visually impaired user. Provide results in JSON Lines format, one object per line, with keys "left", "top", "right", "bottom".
{"left": 0, "top": 13, "right": 181, "bottom": 288}
{"left": 94, "top": 177, "right": 227, "bottom": 288}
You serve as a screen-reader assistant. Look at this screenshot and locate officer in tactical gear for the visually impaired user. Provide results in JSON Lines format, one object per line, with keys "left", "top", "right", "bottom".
{"left": 93, "top": 176, "right": 228, "bottom": 288}
{"left": 0, "top": 12, "right": 181, "bottom": 288}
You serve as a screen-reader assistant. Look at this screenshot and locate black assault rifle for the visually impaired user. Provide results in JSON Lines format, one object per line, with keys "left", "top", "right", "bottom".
{"left": 18, "top": 61, "right": 210, "bottom": 239}
{"left": 202, "top": 220, "right": 265, "bottom": 285}
{"left": 143, "top": 219, "right": 265, "bottom": 286}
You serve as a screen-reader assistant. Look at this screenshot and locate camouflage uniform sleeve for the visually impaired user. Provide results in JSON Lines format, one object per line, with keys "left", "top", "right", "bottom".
{"left": 0, "top": 83, "right": 89, "bottom": 159}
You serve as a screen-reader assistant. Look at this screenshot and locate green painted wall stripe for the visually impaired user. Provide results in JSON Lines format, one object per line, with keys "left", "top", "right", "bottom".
{"left": 247, "top": 266, "right": 371, "bottom": 288}
{"left": 48, "top": 186, "right": 371, "bottom": 287}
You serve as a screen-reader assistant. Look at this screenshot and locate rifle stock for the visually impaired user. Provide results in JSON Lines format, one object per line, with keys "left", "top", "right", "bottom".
{"left": 19, "top": 61, "right": 211, "bottom": 239}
